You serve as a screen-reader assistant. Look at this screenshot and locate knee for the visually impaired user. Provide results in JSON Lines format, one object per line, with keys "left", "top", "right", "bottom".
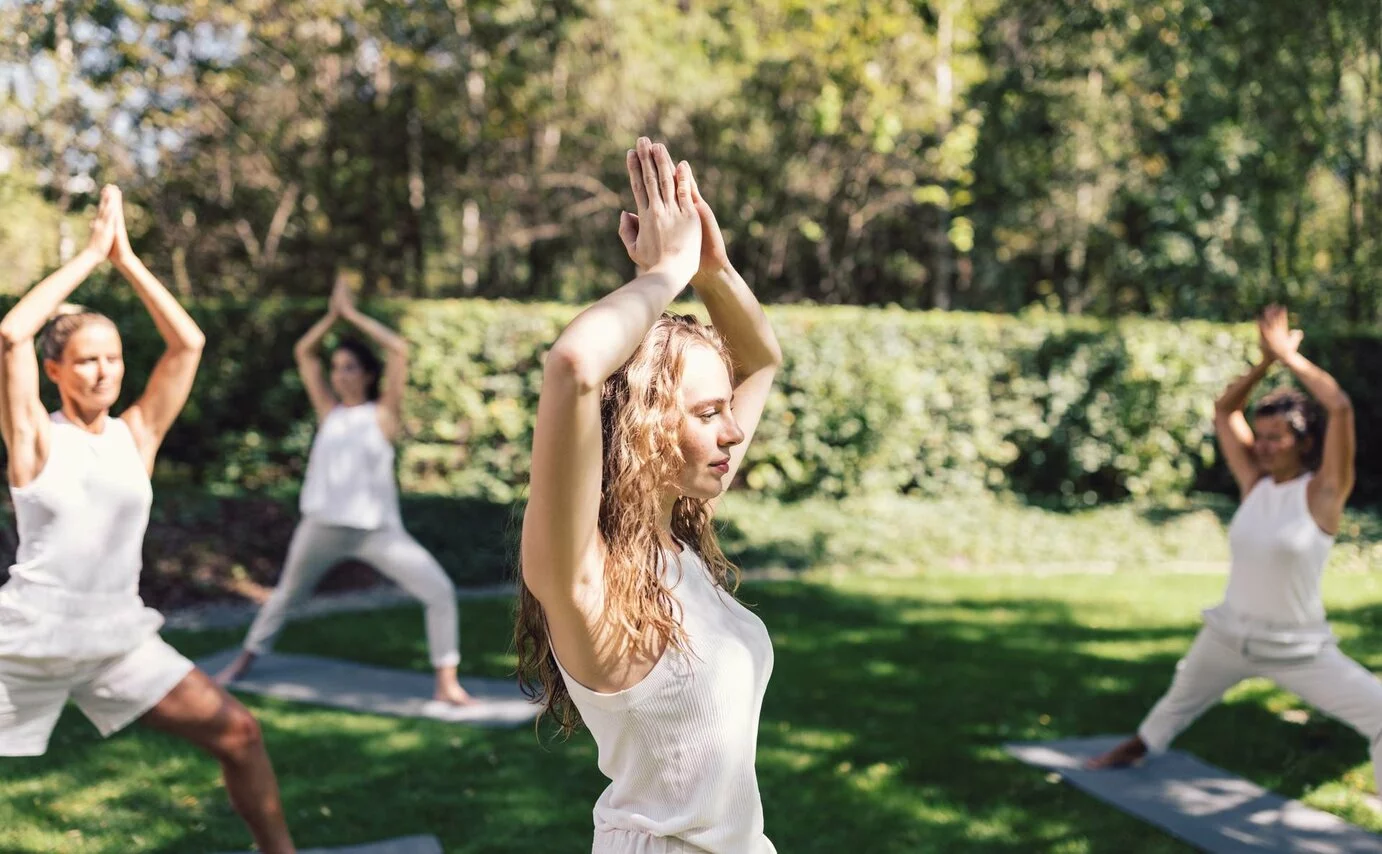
{"left": 210, "top": 703, "right": 266, "bottom": 765}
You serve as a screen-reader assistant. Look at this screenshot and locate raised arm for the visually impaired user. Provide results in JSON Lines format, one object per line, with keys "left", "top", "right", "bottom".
{"left": 1259, "top": 305, "right": 1355, "bottom": 532}
{"left": 109, "top": 190, "right": 206, "bottom": 471}
{"left": 332, "top": 278, "right": 408, "bottom": 439}
{"left": 294, "top": 292, "right": 339, "bottom": 423}
{"left": 1213, "top": 353, "right": 1273, "bottom": 499}
{"left": 521, "top": 138, "right": 701, "bottom": 609}
{"left": 0, "top": 188, "right": 119, "bottom": 486}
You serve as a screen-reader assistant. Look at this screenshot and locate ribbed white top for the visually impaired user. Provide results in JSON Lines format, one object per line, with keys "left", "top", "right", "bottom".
{"left": 1219, "top": 473, "right": 1335, "bottom": 628}
{"left": 299, "top": 402, "right": 401, "bottom": 529}
{"left": 556, "top": 547, "right": 776, "bottom": 854}
{"left": 1, "top": 412, "right": 163, "bottom": 659}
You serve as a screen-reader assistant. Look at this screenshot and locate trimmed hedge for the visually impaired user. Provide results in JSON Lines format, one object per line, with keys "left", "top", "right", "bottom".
{"left": 4, "top": 283, "right": 1380, "bottom": 507}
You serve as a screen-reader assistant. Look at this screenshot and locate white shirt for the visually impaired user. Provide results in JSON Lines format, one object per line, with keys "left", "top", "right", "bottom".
{"left": 299, "top": 402, "right": 402, "bottom": 529}
{"left": 1, "top": 412, "right": 162, "bottom": 659}
{"left": 556, "top": 547, "right": 777, "bottom": 854}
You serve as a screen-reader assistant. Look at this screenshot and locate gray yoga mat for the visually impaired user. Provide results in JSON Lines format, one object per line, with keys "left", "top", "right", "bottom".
{"left": 221, "top": 834, "right": 443, "bottom": 854}
{"left": 1005, "top": 736, "right": 1382, "bottom": 853}
{"left": 198, "top": 649, "right": 537, "bottom": 727}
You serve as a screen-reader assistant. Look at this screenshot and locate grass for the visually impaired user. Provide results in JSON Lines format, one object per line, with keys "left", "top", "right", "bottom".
{"left": 5, "top": 493, "right": 1382, "bottom": 852}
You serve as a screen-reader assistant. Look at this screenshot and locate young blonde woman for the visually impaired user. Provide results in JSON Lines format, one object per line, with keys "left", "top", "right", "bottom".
{"left": 216, "top": 278, "right": 472, "bottom": 707}
{"left": 0, "top": 186, "right": 295, "bottom": 853}
{"left": 1086, "top": 306, "right": 1382, "bottom": 788}
{"left": 516, "top": 137, "right": 784, "bottom": 854}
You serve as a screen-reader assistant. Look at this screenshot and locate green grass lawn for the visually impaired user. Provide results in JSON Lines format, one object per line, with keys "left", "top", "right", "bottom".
{"left": 5, "top": 494, "right": 1382, "bottom": 852}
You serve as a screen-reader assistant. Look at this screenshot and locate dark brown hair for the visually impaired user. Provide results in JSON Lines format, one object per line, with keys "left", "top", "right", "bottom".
{"left": 1255, "top": 387, "right": 1326, "bottom": 470}
{"left": 38, "top": 304, "right": 116, "bottom": 362}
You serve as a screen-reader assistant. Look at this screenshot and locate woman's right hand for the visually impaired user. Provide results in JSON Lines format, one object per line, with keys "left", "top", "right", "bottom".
{"left": 85, "top": 185, "right": 121, "bottom": 259}
{"left": 617, "top": 137, "right": 701, "bottom": 284}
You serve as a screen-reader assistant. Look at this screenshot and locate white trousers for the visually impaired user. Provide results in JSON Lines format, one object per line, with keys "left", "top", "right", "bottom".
{"left": 1139, "top": 625, "right": 1382, "bottom": 789}
{"left": 241, "top": 519, "right": 459, "bottom": 668}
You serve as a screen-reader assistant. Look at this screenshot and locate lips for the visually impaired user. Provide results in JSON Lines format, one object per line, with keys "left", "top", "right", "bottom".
{"left": 711, "top": 459, "right": 730, "bottom": 474}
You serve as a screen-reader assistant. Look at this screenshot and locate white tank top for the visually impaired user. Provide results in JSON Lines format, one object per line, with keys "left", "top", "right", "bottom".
{"left": 1217, "top": 473, "right": 1335, "bottom": 628}
{"left": 556, "top": 547, "right": 777, "bottom": 854}
{"left": 299, "top": 402, "right": 401, "bottom": 529}
{"left": 0, "top": 412, "right": 163, "bottom": 659}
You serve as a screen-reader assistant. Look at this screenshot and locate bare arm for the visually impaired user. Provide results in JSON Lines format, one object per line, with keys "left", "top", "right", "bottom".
{"left": 294, "top": 304, "right": 339, "bottom": 422}
{"left": 521, "top": 139, "right": 701, "bottom": 614}
{"left": 334, "top": 280, "right": 408, "bottom": 439}
{"left": 1258, "top": 305, "right": 1354, "bottom": 533}
{"left": 109, "top": 194, "right": 205, "bottom": 471}
{"left": 685, "top": 174, "right": 781, "bottom": 500}
{"left": 0, "top": 189, "right": 119, "bottom": 486}
{"left": 1213, "top": 358, "right": 1272, "bottom": 498}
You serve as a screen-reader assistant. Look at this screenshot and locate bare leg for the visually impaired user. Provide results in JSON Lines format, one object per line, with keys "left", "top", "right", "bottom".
{"left": 214, "top": 650, "right": 259, "bottom": 686}
{"left": 141, "top": 669, "right": 295, "bottom": 854}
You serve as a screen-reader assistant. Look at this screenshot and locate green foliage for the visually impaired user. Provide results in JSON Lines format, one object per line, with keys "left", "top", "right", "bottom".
{"left": 9, "top": 295, "right": 1377, "bottom": 508}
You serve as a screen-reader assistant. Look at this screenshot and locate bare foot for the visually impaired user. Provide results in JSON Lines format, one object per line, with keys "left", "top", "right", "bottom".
{"left": 433, "top": 681, "right": 477, "bottom": 706}
{"left": 1083, "top": 736, "right": 1149, "bottom": 770}
{"left": 214, "top": 650, "right": 258, "bottom": 687}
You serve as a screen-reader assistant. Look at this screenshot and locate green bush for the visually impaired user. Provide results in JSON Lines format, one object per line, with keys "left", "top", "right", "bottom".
{"left": 3, "top": 284, "right": 1379, "bottom": 507}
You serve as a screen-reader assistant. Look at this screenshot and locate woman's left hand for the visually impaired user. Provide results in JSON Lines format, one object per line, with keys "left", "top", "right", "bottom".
{"left": 618, "top": 162, "right": 731, "bottom": 283}
{"left": 330, "top": 276, "right": 356, "bottom": 316}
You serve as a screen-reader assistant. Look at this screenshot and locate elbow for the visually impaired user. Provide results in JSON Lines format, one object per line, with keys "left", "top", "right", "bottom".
{"left": 184, "top": 329, "right": 207, "bottom": 353}
{"left": 1328, "top": 393, "right": 1353, "bottom": 417}
{"left": 0, "top": 320, "right": 30, "bottom": 353}
{"left": 543, "top": 345, "right": 601, "bottom": 396}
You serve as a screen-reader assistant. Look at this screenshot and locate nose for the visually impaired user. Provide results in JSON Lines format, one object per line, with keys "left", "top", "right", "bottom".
{"left": 720, "top": 414, "right": 746, "bottom": 449}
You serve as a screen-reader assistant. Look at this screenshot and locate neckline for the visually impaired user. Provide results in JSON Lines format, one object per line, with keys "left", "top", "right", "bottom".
{"left": 53, "top": 410, "right": 113, "bottom": 436}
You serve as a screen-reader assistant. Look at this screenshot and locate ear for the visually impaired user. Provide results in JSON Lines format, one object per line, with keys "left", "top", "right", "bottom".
{"left": 43, "top": 359, "right": 61, "bottom": 384}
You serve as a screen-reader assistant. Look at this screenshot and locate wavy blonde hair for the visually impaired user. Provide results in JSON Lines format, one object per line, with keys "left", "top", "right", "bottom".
{"left": 515, "top": 313, "right": 741, "bottom": 736}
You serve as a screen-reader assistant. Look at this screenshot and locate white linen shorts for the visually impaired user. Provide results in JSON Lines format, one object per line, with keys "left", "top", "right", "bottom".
{"left": 0, "top": 634, "right": 194, "bottom": 756}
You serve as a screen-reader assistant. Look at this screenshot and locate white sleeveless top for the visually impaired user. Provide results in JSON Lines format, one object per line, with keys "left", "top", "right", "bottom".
{"left": 1206, "top": 473, "right": 1336, "bottom": 644}
{"left": 299, "top": 402, "right": 401, "bottom": 530}
{"left": 555, "top": 547, "right": 776, "bottom": 854}
{"left": 0, "top": 412, "right": 163, "bottom": 659}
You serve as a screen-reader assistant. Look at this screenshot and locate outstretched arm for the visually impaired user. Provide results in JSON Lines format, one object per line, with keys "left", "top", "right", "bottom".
{"left": 1259, "top": 305, "right": 1354, "bottom": 532}
{"left": 111, "top": 191, "right": 205, "bottom": 471}
{"left": 0, "top": 187, "right": 119, "bottom": 486}
{"left": 522, "top": 138, "right": 702, "bottom": 614}
{"left": 333, "top": 278, "right": 408, "bottom": 439}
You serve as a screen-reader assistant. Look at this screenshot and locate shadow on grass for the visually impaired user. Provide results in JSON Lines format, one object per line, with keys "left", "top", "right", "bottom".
{"left": 6, "top": 580, "right": 1382, "bottom": 852}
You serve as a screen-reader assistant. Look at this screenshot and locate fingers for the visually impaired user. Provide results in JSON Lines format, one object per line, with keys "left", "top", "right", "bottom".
{"left": 626, "top": 149, "right": 649, "bottom": 213}
{"left": 618, "top": 211, "right": 639, "bottom": 251}
{"left": 653, "top": 142, "right": 677, "bottom": 209}
{"left": 675, "top": 161, "right": 693, "bottom": 213}
{"left": 636, "top": 138, "right": 662, "bottom": 213}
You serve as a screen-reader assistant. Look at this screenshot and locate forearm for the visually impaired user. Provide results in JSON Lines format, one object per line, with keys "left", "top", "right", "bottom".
{"left": 1279, "top": 352, "right": 1351, "bottom": 412}
{"left": 549, "top": 267, "right": 689, "bottom": 389}
{"left": 294, "top": 310, "right": 337, "bottom": 358}
{"left": 691, "top": 265, "right": 782, "bottom": 375}
{"left": 342, "top": 307, "right": 407, "bottom": 354}
{"left": 1214, "top": 359, "right": 1272, "bottom": 415}
{"left": 0, "top": 249, "right": 104, "bottom": 342}
{"left": 115, "top": 255, "right": 205, "bottom": 351}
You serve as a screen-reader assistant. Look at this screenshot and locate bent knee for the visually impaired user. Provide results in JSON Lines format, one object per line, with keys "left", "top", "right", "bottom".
{"left": 211, "top": 702, "right": 266, "bottom": 763}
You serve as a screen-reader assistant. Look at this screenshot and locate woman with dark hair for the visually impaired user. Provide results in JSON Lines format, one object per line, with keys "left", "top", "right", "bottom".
{"left": 1087, "top": 305, "right": 1382, "bottom": 786}
{"left": 0, "top": 186, "right": 295, "bottom": 853}
{"left": 516, "top": 138, "right": 783, "bottom": 853}
{"left": 216, "top": 278, "right": 472, "bottom": 707}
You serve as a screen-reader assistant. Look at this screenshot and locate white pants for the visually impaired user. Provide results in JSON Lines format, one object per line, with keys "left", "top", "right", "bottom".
{"left": 1139, "top": 625, "right": 1382, "bottom": 789}
{"left": 241, "top": 519, "right": 459, "bottom": 668}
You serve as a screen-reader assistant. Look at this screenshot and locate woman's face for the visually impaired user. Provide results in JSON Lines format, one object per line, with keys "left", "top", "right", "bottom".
{"left": 673, "top": 344, "right": 744, "bottom": 501}
{"left": 1253, "top": 413, "right": 1307, "bottom": 477}
{"left": 45, "top": 321, "right": 124, "bottom": 413}
{"left": 330, "top": 348, "right": 372, "bottom": 403}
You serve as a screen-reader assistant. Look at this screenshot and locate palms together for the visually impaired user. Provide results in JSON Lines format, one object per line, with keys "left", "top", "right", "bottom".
{"left": 1258, "top": 304, "right": 1303, "bottom": 363}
